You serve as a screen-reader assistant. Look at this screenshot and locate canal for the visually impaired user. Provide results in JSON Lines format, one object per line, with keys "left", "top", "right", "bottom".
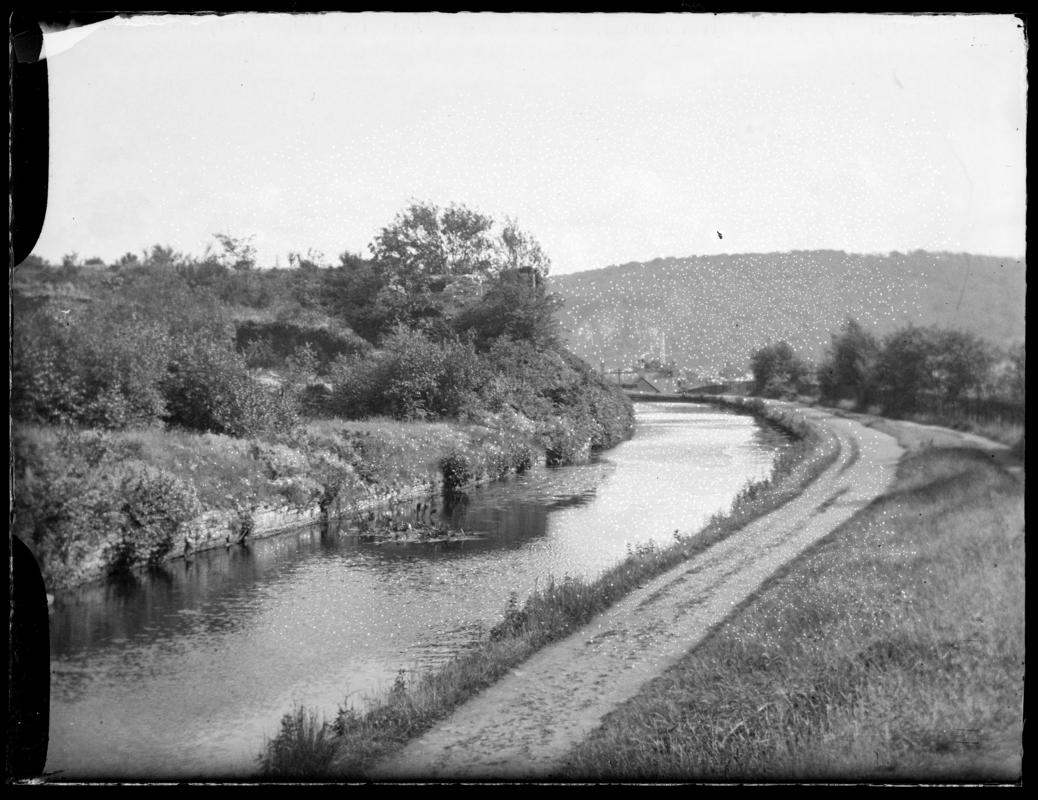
{"left": 45, "top": 401, "right": 789, "bottom": 778}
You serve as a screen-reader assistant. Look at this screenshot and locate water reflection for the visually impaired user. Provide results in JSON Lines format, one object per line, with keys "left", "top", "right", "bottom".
{"left": 46, "top": 402, "right": 788, "bottom": 779}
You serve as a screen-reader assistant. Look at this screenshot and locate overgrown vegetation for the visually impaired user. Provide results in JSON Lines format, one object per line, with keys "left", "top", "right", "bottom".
{"left": 561, "top": 444, "right": 1023, "bottom": 781}
{"left": 257, "top": 400, "right": 835, "bottom": 777}
{"left": 12, "top": 427, "right": 201, "bottom": 586}
{"left": 12, "top": 202, "right": 632, "bottom": 586}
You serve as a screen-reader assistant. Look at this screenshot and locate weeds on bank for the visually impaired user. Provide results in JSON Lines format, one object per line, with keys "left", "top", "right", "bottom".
{"left": 261, "top": 707, "right": 339, "bottom": 779}
{"left": 258, "top": 400, "right": 838, "bottom": 777}
{"left": 559, "top": 446, "right": 1024, "bottom": 781}
{"left": 13, "top": 416, "right": 541, "bottom": 588}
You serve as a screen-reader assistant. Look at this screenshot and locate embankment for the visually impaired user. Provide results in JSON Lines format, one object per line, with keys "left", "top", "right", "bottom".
{"left": 12, "top": 417, "right": 542, "bottom": 591}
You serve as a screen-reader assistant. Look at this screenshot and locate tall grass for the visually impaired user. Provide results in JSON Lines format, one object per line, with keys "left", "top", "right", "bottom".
{"left": 560, "top": 446, "right": 1024, "bottom": 781}
{"left": 261, "top": 707, "right": 339, "bottom": 779}
{"left": 258, "top": 399, "right": 838, "bottom": 777}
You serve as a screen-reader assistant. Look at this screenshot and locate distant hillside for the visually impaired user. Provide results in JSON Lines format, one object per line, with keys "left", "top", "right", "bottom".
{"left": 549, "top": 251, "right": 1026, "bottom": 379}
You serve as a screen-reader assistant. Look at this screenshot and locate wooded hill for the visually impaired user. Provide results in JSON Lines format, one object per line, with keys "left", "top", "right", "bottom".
{"left": 549, "top": 251, "right": 1025, "bottom": 377}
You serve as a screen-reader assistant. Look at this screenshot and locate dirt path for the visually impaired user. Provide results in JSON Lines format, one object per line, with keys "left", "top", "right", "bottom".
{"left": 367, "top": 403, "right": 904, "bottom": 780}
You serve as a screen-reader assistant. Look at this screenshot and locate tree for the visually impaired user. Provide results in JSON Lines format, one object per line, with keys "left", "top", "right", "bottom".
{"left": 1006, "top": 342, "right": 1025, "bottom": 402}
{"left": 817, "top": 318, "right": 880, "bottom": 409}
{"left": 142, "top": 244, "right": 183, "bottom": 270}
{"left": 874, "top": 325, "right": 937, "bottom": 414}
{"left": 498, "top": 217, "right": 551, "bottom": 284}
{"left": 453, "top": 268, "right": 562, "bottom": 350}
{"left": 370, "top": 201, "right": 506, "bottom": 290}
{"left": 370, "top": 202, "right": 554, "bottom": 333}
{"left": 208, "top": 233, "right": 257, "bottom": 271}
{"left": 370, "top": 201, "right": 449, "bottom": 293}
{"left": 442, "top": 204, "right": 496, "bottom": 277}
{"left": 750, "top": 341, "right": 808, "bottom": 399}
{"left": 929, "top": 328, "right": 993, "bottom": 403}
{"left": 113, "top": 251, "right": 141, "bottom": 270}
{"left": 322, "top": 252, "right": 389, "bottom": 342}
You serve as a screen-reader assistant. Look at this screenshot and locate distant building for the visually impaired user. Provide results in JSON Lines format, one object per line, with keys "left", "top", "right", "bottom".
{"left": 630, "top": 376, "right": 660, "bottom": 393}
{"left": 629, "top": 376, "right": 682, "bottom": 395}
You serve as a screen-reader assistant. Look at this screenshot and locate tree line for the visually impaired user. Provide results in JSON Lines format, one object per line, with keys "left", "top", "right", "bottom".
{"left": 748, "top": 319, "right": 1025, "bottom": 424}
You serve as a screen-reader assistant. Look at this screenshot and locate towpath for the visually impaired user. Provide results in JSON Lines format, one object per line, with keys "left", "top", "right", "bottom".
{"left": 365, "top": 401, "right": 904, "bottom": 780}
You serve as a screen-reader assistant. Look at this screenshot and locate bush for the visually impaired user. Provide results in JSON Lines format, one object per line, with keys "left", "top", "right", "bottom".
{"left": 235, "top": 320, "right": 371, "bottom": 373}
{"left": 440, "top": 450, "right": 473, "bottom": 493}
{"left": 107, "top": 466, "right": 200, "bottom": 573}
{"left": 326, "top": 327, "right": 487, "bottom": 421}
{"left": 11, "top": 305, "right": 171, "bottom": 429}
{"left": 544, "top": 415, "right": 594, "bottom": 466}
{"left": 12, "top": 430, "right": 200, "bottom": 586}
{"left": 163, "top": 337, "right": 299, "bottom": 436}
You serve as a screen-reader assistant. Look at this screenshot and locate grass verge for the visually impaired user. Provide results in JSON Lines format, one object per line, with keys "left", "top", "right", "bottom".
{"left": 558, "top": 444, "right": 1024, "bottom": 782}
{"left": 258, "top": 398, "right": 840, "bottom": 778}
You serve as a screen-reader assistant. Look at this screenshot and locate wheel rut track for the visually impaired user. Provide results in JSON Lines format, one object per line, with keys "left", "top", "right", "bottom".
{"left": 363, "top": 402, "right": 904, "bottom": 781}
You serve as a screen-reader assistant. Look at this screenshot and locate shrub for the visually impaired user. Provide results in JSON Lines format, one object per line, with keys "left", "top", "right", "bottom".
{"left": 163, "top": 337, "right": 299, "bottom": 436}
{"left": 440, "top": 450, "right": 473, "bottom": 493}
{"left": 107, "top": 466, "right": 200, "bottom": 573}
{"left": 543, "top": 413, "right": 594, "bottom": 466}
{"left": 235, "top": 320, "right": 371, "bottom": 373}
{"left": 511, "top": 442, "right": 534, "bottom": 473}
{"left": 13, "top": 431, "right": 199, "bottom": 586}
{"left": 326, "top": 328, "right": 487, "bottom": 421}
{"left": 11, "top": 305, "right": 171, "bottom": 429}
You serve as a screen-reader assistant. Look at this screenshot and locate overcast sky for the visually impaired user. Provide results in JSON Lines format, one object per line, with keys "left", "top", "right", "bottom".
{"left": 31, "top": 12, "right": 1026, "bottom": 274}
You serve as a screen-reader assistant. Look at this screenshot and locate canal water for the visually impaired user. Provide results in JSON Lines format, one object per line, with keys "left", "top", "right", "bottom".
{"left": 45, "top": 402, "right": 789, "bottom": 779}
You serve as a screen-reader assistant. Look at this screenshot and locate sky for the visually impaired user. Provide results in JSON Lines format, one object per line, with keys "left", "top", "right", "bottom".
{"left": 30, "top": 13, "right": 1027, "bottom": 275}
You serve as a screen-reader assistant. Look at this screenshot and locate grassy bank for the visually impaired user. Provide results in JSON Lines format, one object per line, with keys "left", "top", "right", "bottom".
{"left": 12, "top": 415, "right": 539, "bottom": 590}
{"left": 815, "top": 397, "right": 1025, "bottom": 455}
{"left": 259, "top": 399, "right": 838, "bottom": 777}
{"left": 559, "top": 436, "right": 1024, "bottom": 781}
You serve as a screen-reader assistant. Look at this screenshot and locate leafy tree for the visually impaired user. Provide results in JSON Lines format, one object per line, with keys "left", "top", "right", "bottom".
{"left": 369, "top": 202, "right": 505, "bottom": 326}
{"left": 453, "top": 268, "right": 563, "bottom": 350}
{"left": 874, "top": 325, "right": 937, "bottom": 414}
{"left": 1006, "top": 342, "right": 1025, "bottom": 402}
{"left": 817, "top": 318, "right": 880, "bottom": 408}
{"left": 498, "top": 217, "right": 551, "bottom": 281}
{"left": 321, "top": 252, "right": 392, "bottom": 342}
{"left": 142, "top": 244, "right": 183, "bottom": 270}
{"left": 207, "top": 233, "right": 257, "bottom": 271}
{"left": 370, "top": 202, "right": 449, "bottom": 292}
{"left": 929, "top": 328, "right": 994, "bottom": 403}
{"left": 115, "top": 251, "right": 140, "bottom": 267}
{"left": 442, "top": 204, "right": 496, "bottom": 277}
{"left": 750, "top": 341, "right": 808, "bottom": 398}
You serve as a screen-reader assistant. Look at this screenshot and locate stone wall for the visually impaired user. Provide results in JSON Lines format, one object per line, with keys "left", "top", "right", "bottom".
{"left": 168, "top": 461, "right": 529, "bottom": 561}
